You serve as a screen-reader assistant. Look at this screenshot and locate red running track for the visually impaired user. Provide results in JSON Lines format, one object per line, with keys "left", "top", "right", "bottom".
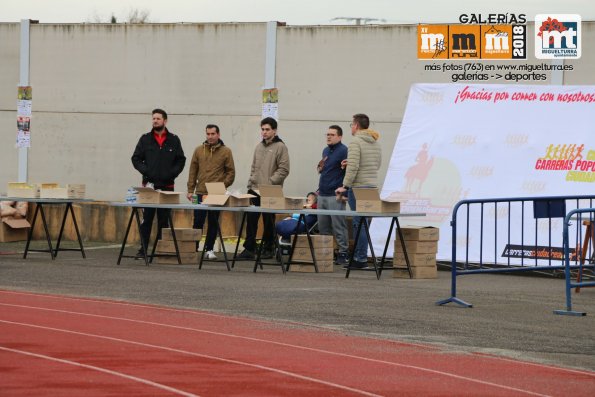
{"left": 0, "top": 289, "right": 593, "bottom": 396}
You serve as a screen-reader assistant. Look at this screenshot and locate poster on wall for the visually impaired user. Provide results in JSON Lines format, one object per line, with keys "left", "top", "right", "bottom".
{"left": 370, "top": 83, "right": 595, "bottom": 263}
{"left": 16, "top": 86, "right": 32, "bottom": 148}
{"left": 261, "top": 88, "right": 278, "bottom": 120}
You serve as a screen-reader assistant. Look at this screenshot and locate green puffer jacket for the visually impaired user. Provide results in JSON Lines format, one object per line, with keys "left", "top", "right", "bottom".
{"left": 342, "top": 129, "right": 381, "bottom": 188}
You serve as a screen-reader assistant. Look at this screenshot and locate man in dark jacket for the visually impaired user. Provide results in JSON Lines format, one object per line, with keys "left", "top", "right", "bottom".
{"left": 317, "top": 125, "right": 349, "bottom": 265}
{"left": 131, "top": 109, "right": 186, "bottom": 256}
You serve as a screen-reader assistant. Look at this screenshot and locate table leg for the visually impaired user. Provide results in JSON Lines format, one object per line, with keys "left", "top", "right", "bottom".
{"left": 395, "top": 218, "right": 413, "bottom": 278}
{"left": 23, "top": 203, "right": 40, "bottom": 259}
{"left": 117, "top": 208, "right": 136, "bottom": 265}
{"left": 39, "top": 204, "right": 55, "bottom": 260}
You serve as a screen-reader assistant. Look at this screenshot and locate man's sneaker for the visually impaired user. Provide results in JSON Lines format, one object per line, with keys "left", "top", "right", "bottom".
{"left": 260, "top": 248, "right": 274, "bottom": 259}
{"left": 335, "top": 253, "right": 350, "bottom": 266}
{"left": 279, "top": 236, "right": 291, "bottom": 246}
{"left": 342, "top": 260, "right": 369, "bottom": 269}
{"left": 236, "top": 249, "right": 255, "bottom": 260}
{"left": 205, "top": 250, "right": 218, "bottom": 260}
{"left": 135, "top": 248, "right": 145, "bottom": 259}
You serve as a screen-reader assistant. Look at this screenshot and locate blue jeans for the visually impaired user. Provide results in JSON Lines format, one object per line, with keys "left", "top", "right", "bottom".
{"left": 348, "top": 189, "right": 370, "bottom": 262}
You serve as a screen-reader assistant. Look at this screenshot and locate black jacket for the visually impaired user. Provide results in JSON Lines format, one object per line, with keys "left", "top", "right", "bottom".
{"left": 131, "top": 129, "right": 186, "bottom": 189}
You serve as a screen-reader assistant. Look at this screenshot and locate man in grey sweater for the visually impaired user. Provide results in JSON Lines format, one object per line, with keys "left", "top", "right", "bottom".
{"left": 335, "top": 113, "right": 381, "bottom": 268}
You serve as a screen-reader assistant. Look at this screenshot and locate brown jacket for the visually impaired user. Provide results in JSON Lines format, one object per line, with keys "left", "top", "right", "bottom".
{"left": 187, "top": 140, "right": 235, "bottom": 195}
{"left": 247, "top": 136, "right": 290, "bottom": 190}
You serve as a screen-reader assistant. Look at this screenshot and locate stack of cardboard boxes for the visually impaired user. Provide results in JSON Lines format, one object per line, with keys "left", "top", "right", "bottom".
{"left": 393, "top": 226, "right": 439, "bottom": 279}
{"left": 156, "top": 228, "right": 202, "bottom": 264}
{"left": 289, "top": 234, "right": 334, "bottom": 273}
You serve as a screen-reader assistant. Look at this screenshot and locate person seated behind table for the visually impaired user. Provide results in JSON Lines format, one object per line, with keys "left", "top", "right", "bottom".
{"left": 275, "top": 192, "right": 318, "bottom": 245}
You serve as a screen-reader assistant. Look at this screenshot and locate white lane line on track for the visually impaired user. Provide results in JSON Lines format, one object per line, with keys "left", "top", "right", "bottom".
{"left": 0, "top": 305, "right": 555, "bottom": 397}
{"left": 0, "top": 289, "right": 436, "bottom": 349}
{"left": 0, "top": 320, "right": 383, "bottom": 397}
{"left": 0, "top": 345, "right": 200, "bottom": 397}
{"left": 2, "top": 291, "right": 593, "bottom": 378}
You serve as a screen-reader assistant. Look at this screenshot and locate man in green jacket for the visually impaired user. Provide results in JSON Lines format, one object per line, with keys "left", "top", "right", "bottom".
{"left": 237, "top": 117, "right": 290, "bottom": 259}
{"left": 335, "top": 113, "right": 381, "bottom": 268}
{"left": 186, "top": 124, "right": 235, "bottom": 259}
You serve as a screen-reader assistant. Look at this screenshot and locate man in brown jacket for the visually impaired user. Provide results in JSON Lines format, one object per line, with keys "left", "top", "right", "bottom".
{"left": 237, "top": 117, "right": 290, "bottom": 259}
{"left": 187, "top": 124, "right": 235, "bottom": 259}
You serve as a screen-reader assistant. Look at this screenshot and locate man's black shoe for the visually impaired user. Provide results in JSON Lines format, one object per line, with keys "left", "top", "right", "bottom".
{"left": 260, "top": 248, "right": 274, "bottom": 259}
{"left": 342, "top": 260, "right": 369, "bottom": 269}
{"left": 135, "top": 248, "right": 145, "bottom": 260}
{"left": 236, "top": 249, "right": 255, "bottom": 260}
{"left": 335, "top": 253, "right": 350, "bottom": 266}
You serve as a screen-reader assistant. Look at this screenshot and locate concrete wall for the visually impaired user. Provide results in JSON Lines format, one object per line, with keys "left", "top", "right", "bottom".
{"left": 1, "top": 22, "right": 594, "bottom": 201}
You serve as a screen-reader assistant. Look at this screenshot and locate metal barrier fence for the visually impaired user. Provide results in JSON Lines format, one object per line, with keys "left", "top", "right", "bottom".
{"left": 554, "top": 208, "right": 595, "bottom": 316}
{"left": 436, "top": 195, "right": 595, "bottom": 308}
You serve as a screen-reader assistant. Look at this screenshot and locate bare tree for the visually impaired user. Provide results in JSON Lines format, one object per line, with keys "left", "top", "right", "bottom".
{"left": 126, "top": 8, "right": 151, "bottom": 23}
{"left": 86, "top": 8, "right": 150, "bottom": 24}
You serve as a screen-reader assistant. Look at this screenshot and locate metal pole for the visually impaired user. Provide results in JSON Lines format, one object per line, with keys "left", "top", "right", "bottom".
{"left": 264, "top": 21, "right": 277, "bottom": 89}
{"left": 18, "top": 19, "right": 31, "bottom": 182}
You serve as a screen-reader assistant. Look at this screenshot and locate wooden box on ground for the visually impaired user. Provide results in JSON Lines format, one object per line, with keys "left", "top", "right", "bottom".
{"left": 289, "top": 261, "right": 334, "bottom": 273}
{"left": 398, "top": 226, "right": 439, "bottom": 241}
{"left": 156, "top": 240, "right": 196, "bottom": 253}
{"left": 393, "top": 253, "right": 436, "bottom": 267}
{"left": 394, "top": 240, "right": 438, "bottom": 254}
{"left": 293, "top": 234, "right": 333, "bottom": 249}
{"left": 292, "top": 246, "right": 334, "bottom": 262}
{"left": 157, "top": 252, "right": 199, "bottom": 265}
{"left": 0, "top": 218, "right": 30, "bottom": 242}
{"left": 161, "top": 228, "right": 202, "bottom": 241}
{"left": 393, "top": 266, "right": 437, "bottom": 279}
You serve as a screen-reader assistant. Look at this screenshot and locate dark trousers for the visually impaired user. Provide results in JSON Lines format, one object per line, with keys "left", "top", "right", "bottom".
{"left": 243, "top": 189, "right": 275, "bottom": 252}
{"left": 139, "top": 207, "right": 170, "bottom": 251}
{"left": 193, "top": 194, "right": 220, "bottom": 251}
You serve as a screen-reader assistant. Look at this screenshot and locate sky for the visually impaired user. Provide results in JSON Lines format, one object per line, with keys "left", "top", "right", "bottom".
{"left": 3, "top": 0, "right": 595, "bottom": 25}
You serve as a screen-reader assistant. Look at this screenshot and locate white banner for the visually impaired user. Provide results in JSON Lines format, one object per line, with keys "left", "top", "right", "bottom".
{"left": 371, "top": 83, "right": 595, "bottom": 263}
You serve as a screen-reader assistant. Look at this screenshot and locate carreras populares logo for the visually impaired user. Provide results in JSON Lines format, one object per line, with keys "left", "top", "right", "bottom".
{"left": 535, "top": 14, "right": 581, "bottom": 59}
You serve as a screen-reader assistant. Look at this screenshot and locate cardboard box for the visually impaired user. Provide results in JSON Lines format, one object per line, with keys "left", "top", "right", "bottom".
{"left": 258, "top": 185, "right": 304, "bottom": 210}
{"left": 353, "top": 188, "right": 400, "bottom": 213}
{"left": 293, "top": 234, "right": 334, "bottom": 249}
{"left": 292, "top": 247, "right": 334, "bottom": 262}
{"left": 399, "top": 226, "right": 439, "bottom": 241}
{"left": 393, "top": 253, "right": 436, "bottom": 267}
{"left": 40, "top": 183, "right": 69, "bottom": 199}
{"left": 135, "top": 187, "right": 182, "bottom": 204}
{"left": 393, "top": 266, "right": 437, "bottom": 279}
{"left": 161, "top": 228, "right": 202, "bottom": 241}
{"left": 0, "top": 218, "right": 30, "bottom": 242}
{"left": 157, "top": 252, "right": 199, "bottom": 265}
{"left": 202, "top": 182, "right": 255, "bottom": 207}
{"left": 394, "top": 239, "right": 438, "bottom": 254}
{"left": 289, "top": 261, "right": 334, "bottom": 273}
{"left": 7, "top": 182, "right": 39, "bottom": 198}
{"left": 67, "top": 184, "right": 86, "bottom": 199}
{"left": 156, "top": 240, "right": 196, "bottom": 253}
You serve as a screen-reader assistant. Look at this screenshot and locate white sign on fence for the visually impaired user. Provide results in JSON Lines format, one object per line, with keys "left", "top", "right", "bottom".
{"left": 370, "top": 83, "right": 595, "bottom": 263}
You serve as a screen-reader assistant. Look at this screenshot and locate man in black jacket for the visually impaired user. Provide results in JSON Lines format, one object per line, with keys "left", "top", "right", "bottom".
{"left": 131, "top": 109, "right": 186, "bottom": 256}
